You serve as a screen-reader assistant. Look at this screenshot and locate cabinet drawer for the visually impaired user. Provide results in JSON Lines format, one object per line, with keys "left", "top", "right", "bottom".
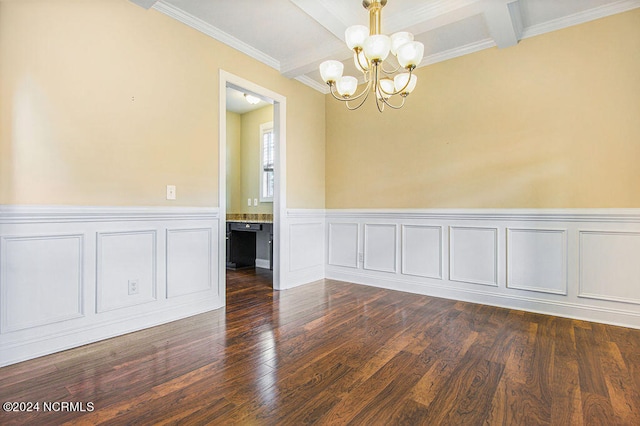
{"left": 229, "top": 222, "right": 262, "bottom": 232}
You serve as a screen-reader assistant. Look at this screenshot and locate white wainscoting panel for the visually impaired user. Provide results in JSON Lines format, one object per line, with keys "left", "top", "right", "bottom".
{"left": 97, "top": 230, "right": 157, "bottom": 312}
{"left": 1, "top": 234, "right": 84, "bottom": 333}
{"left": 0, "top": 206, "right": 221, "bottom": 367}
{"left": 579, "top": 231, "right": 640, "bottom": 305}
{"left": 325, "top": 209, "right": 640, "bottom": 330}
{"left": 401, "top": 225, "right": 443, "bottom": 279}
{"left": 328, "top": 223, "right": 359, "bottom": 268}
{"left": 507, "top": 228, "right": 567, "bottom": 295}
{"left": 279, "top": 210, "right": 326, "bottom": 289}
{"left": 289, "top": 222, "right": 324, "bottom": 272}
{"left": 364, "top": 224, "right": 397, "bottom": 273}
{"left": 166, "top": 228, "right": 214, "bottom": 298}
{"left": 450, "top": 226, "right": 498, "bottom": 286}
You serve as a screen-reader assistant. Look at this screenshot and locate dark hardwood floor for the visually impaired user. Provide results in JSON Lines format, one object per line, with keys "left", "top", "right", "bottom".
{"left": 2, "top": 268, "right": 640, "bottom": 425}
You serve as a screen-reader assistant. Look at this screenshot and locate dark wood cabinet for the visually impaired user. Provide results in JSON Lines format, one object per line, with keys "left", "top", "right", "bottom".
{"left": 226, "top": 222, "right": 273, "bottom": 270}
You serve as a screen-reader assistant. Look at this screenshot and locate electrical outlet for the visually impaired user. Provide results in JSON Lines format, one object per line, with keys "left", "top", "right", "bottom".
{"left": 247, "top": 198, "right": 252, "bottom": 206}
{"left": 166, "top": 185, "right": 176, "bottom": 200}
{"left": 128, "top": 279, "right": 139, "bottom": 295}
{"left": 358, "top": 253, "right": 364, "bottom": 262}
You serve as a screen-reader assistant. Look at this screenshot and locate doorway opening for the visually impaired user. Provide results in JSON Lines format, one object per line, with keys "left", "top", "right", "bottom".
{"left": 218, "top": 71, "right": 286, "bottom": 299}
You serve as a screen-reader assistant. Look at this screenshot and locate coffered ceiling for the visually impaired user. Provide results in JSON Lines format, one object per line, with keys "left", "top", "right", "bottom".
{"left": 130, "top": 0, "right": 640, "bottom": 93}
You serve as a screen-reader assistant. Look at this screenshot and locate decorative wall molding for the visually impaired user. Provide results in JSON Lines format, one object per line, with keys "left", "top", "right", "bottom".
{"left": 96, "top": 230, "right": 158, "bottom": 313}
{"left": 152, "top": 1, "right": 281, "bottom": 71}
{"left": 280, "top": 210, "right": 326, "bottom": 289}
{"left": 325, "top": 208, "right": 640, "bottom": 223}
{"left": 4, "top": 206, "right": 640, "bottom": 366}
{"left": 401, "top": 225, "right": 443, "bottom": 280}
{"left": 423, "top": 38, "right": 496, "bottom": 67}
{"left": 166, "top": 227, "right": 215, "bottom": 298}
{"left": 363, "top": 224, "right": 397, "bottom": 273}
{"left": 1, "top": 234, "right": 85, "bottom": 333}
{"left": 506, "top": 228, "right": 568, "bottom": 295}
{"left": 521, "top": 0, "right": 640, "bottom": 40}
{"left": 0, "top": 206, "right": 222, "bottom": 367}
{"left": 579, "top": 230, "right": 640, "bottom": 305}
{"left": 328, "top": 222, "right": 359, "bottom": 269}
{"left": 449, "top": 226, "right": 498, "bottom": 287}
{"left": 289, "top": 222, "right": 324, "bottom": 272}
{"left": 326, "top": 208, "right": 640, "bottom": 329}
{"left": 0, "top": 205, "right": 219, "bottom": 224}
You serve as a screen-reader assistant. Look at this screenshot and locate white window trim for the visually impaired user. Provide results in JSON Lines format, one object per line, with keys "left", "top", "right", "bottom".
{"left": 259, "top": 121, "right": 274, "bottom": 203}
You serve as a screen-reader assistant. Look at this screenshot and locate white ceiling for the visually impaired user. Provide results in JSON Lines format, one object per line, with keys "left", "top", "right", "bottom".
{"left": 131, "top": 0, "right": 640, "bottom": 93}
{"left": 226, "top": 87, "right": 271, "bottom": 114}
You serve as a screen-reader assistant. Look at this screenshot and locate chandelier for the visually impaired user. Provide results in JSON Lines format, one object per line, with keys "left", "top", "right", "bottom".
{"left": 319, "top": 0, "right": 425, "bottom": 112}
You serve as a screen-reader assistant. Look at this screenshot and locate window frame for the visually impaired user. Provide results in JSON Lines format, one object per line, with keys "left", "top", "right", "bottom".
{"left": 259, "top": 121, "right": 274, "bottom": 203}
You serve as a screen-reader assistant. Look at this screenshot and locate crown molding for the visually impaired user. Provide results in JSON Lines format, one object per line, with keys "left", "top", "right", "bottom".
{"left": 129, "top": 0, "right": 159, "bottom": 10}
{"left": 422, "top": 38, "right": 496, "bottom": 66}
{"left": 521, "top": 0, "right": 640, "bottom": 39}
{"left": 152, "top": 1, "right": 281, "bottom": 71}
{"left": 294, "top": 75, "right": 331, "bottom": 94}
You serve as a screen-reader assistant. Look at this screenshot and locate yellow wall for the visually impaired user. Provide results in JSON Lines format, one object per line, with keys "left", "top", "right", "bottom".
{"left": 326, "top": 9, "right": 640, "bottom": 208}
{"left": 2, "top": 1, "right": 637, "bottom": 210}
{"left": 0, "top": 0, "right": 326, "bottom": 208}
{"left": 225, "top": 111, "right": 241, "bottom": 212}
{"left": 226, "top": 105, "right": 274, "bottom": 214}
{"left": 239, "top": 105, "right": 274, "bottom": 214}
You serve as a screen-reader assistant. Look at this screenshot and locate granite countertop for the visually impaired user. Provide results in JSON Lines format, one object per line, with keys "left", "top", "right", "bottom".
{"left": 226, "top": 213, "right": 273, "bottom": 224}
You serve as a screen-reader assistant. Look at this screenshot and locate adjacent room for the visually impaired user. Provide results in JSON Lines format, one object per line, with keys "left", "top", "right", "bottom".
{"left": 1, "top": 0, "right": 639, "bottom": 424}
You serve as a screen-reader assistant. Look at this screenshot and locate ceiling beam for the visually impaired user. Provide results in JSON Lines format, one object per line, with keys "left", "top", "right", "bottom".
{"left": 284, "top": 0, "right": 484, "bottom": 80}
{"left": 482, "top": 0, "right": 522, "bottom": 48}
{"left": 289, "top": 0, "right": 348, "bottom": 41}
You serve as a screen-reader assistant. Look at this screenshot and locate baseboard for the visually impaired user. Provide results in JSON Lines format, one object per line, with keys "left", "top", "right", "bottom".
{"left": 1, "top": 295, "right": 223, "bottom": 367}
{"left": 255, "top": 258, "right": 270, "bottom": 269}
{"left": 326, "top": 267, "right": 640, "bottom": 329}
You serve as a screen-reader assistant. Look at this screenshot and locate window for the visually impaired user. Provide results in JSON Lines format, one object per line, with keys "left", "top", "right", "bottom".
{"left": 260, "top": 122, "right": 274, "bottom": 202}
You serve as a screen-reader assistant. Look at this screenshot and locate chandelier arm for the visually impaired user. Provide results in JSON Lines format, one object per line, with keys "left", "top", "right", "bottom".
{"left": 380, "top": 61, "right": 401, "bottom": 75}
{"left": 345, "top": 88, "right": 371, "bottom": 110}
{"left": 379, "top": 66, "right": 415, "bottom": 97}
{"left": 374, "top": 95, "right": 385, "bottom": 112}
{"left": 354, "top": 49, "right": 371, "bottom": 74}
{"left": 380, "top": 94, "right": 406, "bottom": 110}
{"left": 373, "top": 66, "right": 385, "bottom": 113}
{"left": 328, "top": 80, "right": 371, "bottom": 102}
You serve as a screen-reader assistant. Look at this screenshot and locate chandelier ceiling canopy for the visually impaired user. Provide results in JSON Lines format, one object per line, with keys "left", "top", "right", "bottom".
{"left": 319, "top": 0, "right": 425, "bottom": 112}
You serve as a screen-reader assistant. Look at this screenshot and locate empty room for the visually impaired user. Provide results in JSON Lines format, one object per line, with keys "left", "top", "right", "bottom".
{"left": 1, "top": 0, "right": 639, "bottom": 424}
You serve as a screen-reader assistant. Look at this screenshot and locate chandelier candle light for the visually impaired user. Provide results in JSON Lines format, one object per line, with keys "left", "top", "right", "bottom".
{"left": 319, "top": 0, "right": 424, "bottom": 112}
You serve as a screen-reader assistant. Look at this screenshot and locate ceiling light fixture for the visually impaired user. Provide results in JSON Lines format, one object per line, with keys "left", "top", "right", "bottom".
{"left": 319, "top": 0, "right": 424, "bottom": 112}
{"left": 244, "top": 93, "right": 260, "bottom": 105}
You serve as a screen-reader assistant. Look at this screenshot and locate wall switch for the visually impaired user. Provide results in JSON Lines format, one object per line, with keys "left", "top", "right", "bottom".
{"left": 253, "top": 198, "right": 258, "bottom": 206}
{"left": 166, "top": 185, "right": 176, "bottom": 200}
{"left": 128, "top": 279, "right": 139, "bottom": 295}
{"left": 247, "top": 198, "right": 252, "bottom": 206}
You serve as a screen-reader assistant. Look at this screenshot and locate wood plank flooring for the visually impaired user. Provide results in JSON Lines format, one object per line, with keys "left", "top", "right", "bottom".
{"left": 2, "top": 268, "right": 640, "bottom": 425}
